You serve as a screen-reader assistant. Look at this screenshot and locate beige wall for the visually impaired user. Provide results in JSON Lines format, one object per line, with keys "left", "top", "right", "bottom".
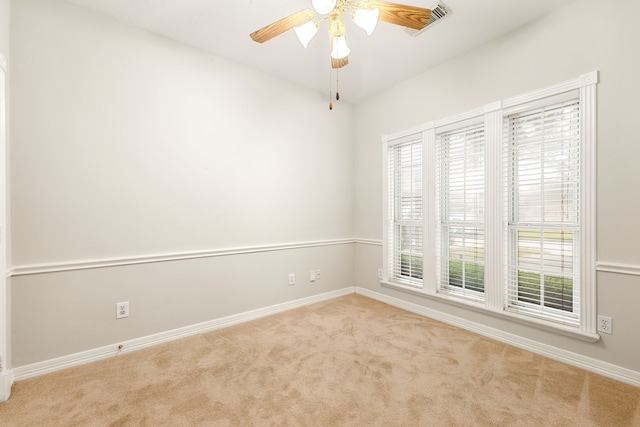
{"left": 1, "top": 0, "right": 10, "bottom": 386}
{"left": 0, "top": 0, "right": 8, "bottom": 57}
{"left": 9, "top": 0, "right": 355, "bottom": 366}
{"left": 8, "top": 0, "right": 640, "bottom": 379}
{"left": 353, "top": 0, "right": 640, "bottom": 372}
{"left": 12, "top": 0, "right": 354, "bottom": 265}
{"left": 12, "top": 244, "right": 354, "bottom": 365}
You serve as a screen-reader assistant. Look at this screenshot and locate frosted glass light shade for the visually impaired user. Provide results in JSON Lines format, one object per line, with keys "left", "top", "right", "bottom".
{"left": 293, "top": 21, "right": 318, "bottom": 48}
{"left": 330, "top": 36, "right": 350, "bottom": 59}
{"left": 311, "top": 0, "right": 337, "bottom": 15}
{"left": 353, "top": 8, "right": 379, "bottom": 36}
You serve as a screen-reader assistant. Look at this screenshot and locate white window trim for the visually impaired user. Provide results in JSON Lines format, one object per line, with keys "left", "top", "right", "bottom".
{"left": 382, "top": 127, "right": 432, "bottom": 289}
{"left": 384, "top": 134, "right": 425, "bottom": 287}
{"left": 436, "top": 120, "right": 486, "bottom": 300}
{"left": 381, "top": 71, "right": 598, "bottom": 342}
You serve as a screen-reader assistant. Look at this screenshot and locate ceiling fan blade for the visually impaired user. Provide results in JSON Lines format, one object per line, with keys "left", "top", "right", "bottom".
{"left": 250, "top": 9, "right": 316, "bottom": 43}
{"left": 331, "top": 56, "right": 349, "bottom": 69}
{"left": 366, "top": 1, "right": 431, "bottom": 31}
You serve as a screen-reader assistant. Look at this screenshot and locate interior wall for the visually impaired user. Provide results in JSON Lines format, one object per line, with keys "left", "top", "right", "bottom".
{"left": 0, "top": 0, "right": 8, "bottom": 56}
{"left": 0, "top": 0, "right": 10, "bottom": 390}
{"left": 9, "top": 0, "right": 355, "bottom": 366}
{"left": 354, "top": 0, "right": 640, "bottom": 373}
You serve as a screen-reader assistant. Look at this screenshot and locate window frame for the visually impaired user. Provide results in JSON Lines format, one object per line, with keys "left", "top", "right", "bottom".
{"left": 381, "top": 71, "right": 598, "bottom": 341}
{"left": 504, "top": 97, "right": 582, "bottom": 326}
{"left": 384, "top": 134, "right": 425, "bottom": 288}
{"left": 436, "top": 121, "right": 486, "bottom": 302}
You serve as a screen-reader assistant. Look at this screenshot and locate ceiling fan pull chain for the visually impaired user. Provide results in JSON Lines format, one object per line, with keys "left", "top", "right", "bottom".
{"left": 250, "top": 1, "right": 433, "bottom": 106}
{"left": 329, "top": 65, "right": 333, "bottom": 110}
{"left": 336, "top": 69, "right": 340, "bottom": 101}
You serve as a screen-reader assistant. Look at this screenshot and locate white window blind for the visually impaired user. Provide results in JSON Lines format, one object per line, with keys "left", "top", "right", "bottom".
{"left": 505, "top": 99, "right": 581, "bottom": 325}
{"left": 387, "top": 137, "right": 423, "bottom": 287}
{"left": 437, "top": 123, "right": 485, "bottom": 299}
{"left": 382, "top": 72, "right": 597, "bottom": 339}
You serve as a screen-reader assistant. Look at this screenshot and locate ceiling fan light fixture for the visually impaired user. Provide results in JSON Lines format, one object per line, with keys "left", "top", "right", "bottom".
{"left": 293, "top": 21, "right": 319, "bottom": 48}
{"left": 311, "top": 0, "right": 337, "bottom": 15}
{"left": 353, "top": 7, "right": 379, "bottom": 36}
{"left": 330, "top": 36, "right": 351, "bottom": 59}
{"left": 249, "top": 0, "right": 435, "bottom": 104}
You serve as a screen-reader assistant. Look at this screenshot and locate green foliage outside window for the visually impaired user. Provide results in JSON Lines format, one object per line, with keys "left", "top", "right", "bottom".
{"left": 517, "top": 271, "right": 573, "bottom": 312}
{"left": 401, "top": 257, "right": 572, "bottom": 313}
{"left": 447, "top": 260, "right": 484, "bottom": 292}
{"left": 400, "top": 254, "right": 423, "bottom": 280}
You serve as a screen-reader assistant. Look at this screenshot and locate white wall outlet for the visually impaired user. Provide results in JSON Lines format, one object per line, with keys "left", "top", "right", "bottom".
{"left": 597, "top": 315, "right": 613, "bottom": 334}
{"left": 288, "top": 273, "right": 295, "bottom": 285}
{"left": 116, "top": 301, "right": 129, "bottom": 319}
{"left": 378, "top": 268, "right": 383, "bottom": 280}
{"left": 315, "top": 269, "right": 321, "bottom": 280}
{"left": 309, "top": 270, "right": 317, "bottom": 282}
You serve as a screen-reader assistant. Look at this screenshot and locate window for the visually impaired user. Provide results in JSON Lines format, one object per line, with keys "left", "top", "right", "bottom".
{"left": 382, "top": 72, "right": 598, "bottom": 339}
{"left": 505, "top": 99, "right": 581, "bottom": 325}
{"left": 437, "top": 123, "right": 485, "bottom": 300}
{"left": 385, "top": 135, "right": 423, "bottom": 287}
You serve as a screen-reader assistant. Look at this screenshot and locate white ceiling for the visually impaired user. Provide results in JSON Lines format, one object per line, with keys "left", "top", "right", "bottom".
{"left": 63, "top": 0, "right": 575, "bottom": 102}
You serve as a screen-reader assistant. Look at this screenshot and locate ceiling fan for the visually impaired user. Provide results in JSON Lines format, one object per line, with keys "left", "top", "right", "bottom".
{"left": 249, "top": 0, "right": 432, "bottom": 70}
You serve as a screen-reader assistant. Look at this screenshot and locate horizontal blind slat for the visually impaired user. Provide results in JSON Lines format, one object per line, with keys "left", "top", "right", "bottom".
{"left": 388, "top": 135, "right": 424, "bottom": 287}
{"left": 437, "top": 123, "right": 486, "bottom": 300}
{"left": 505, "top": 98, "right": 580, "bottom": 326}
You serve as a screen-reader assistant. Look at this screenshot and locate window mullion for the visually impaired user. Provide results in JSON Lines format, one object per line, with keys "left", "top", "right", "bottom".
{"left": 423, "top": 126, "right": 437, "bottom": 294}
{"left": 382, "top": 71, "right": 597, "bottom": 338}
{"left": 484, "top": 104, "right": 503, "bottom": 311}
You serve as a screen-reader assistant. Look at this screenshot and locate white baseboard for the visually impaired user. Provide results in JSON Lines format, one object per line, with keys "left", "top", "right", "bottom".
{"left": 0, "top": 370, "right": 12, "bottom": 402}
{"left": 355, "top": 286, "right": 640, "bottom": 388}
{"left": 9, "top": 285, "right": 640, "bottom": 390}
{"left": 12, "top": 287, "right": 355, "bottom": 382}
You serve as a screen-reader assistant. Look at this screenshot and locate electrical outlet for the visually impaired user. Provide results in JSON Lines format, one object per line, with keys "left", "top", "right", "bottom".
{"left": 315, "top": 269, "right": 321, "bottom": 280}
{"left": 288, "top": 273, "right": 295, "bottom": 285}
{"left": 378, "top": 268, "right": 383, "bottom": 280}
{"left": 309, "top": 270, "right": 317, "bottom": 282}
{"left": 116, "top": 301, "right": 129, "bottom": 319}
{"left": 597, "top": 315, "right": 612, "bottom": 334}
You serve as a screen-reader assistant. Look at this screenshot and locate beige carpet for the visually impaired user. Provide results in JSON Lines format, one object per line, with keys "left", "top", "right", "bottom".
{"left": 1, "top": 294, "right": 639, "bottom": 426}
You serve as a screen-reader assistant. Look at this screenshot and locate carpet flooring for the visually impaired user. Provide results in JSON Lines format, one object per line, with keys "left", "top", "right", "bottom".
{"left": 1, "top": 294, "right": 639, "bottom": 426}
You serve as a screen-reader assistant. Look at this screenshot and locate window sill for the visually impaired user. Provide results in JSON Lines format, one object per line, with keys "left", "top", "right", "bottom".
{"left": 380, "top": 280, "right": 600, "bottom": 343}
